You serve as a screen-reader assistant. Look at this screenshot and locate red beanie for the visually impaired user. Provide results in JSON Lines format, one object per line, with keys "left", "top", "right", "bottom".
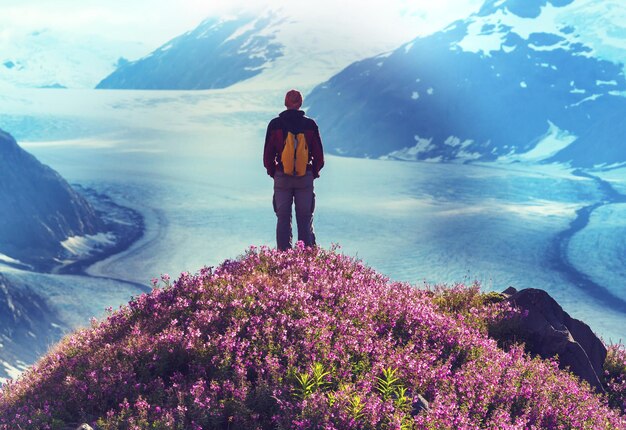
{"left": 284, "top": 89, "right": 303, "bottom": 110}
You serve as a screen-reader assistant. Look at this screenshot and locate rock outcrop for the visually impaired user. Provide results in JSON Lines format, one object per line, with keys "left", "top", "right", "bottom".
{"left": 0, "top": 129, "right": 104, "bottom": 271}
{"left": 501, "top": 287, "right": 607, "bottom": 392}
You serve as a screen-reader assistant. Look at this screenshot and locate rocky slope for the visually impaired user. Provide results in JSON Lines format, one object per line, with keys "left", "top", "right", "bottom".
{"left": 306, "top": 0, "right": 626, "bottom": 168}
{"left": 0, "top": 129, "right": 104, "bottom": 271}
{"left": 0, "top": 274, "right": 65, "bottom": 384}
{"left": 1, "top": 246, "right": 624, "bottom": 428}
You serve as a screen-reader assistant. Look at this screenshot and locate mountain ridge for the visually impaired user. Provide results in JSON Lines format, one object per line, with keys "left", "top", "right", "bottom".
{"left": 96, "top": 14, "right": 284, "bottom": 90}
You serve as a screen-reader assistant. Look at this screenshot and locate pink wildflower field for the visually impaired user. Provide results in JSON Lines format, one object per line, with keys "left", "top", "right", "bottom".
{"left": 1, "top": 244, "right": 625, "bottom": 429}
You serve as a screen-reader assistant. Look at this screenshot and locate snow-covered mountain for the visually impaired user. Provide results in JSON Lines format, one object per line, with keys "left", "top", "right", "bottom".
{"left": 96, "top": 3, "right": 487, "bottom": 92}
{"left": 0, "top": 29, "right": 147, "bottom": 89}
{"left": 306, "top": 0, "right": 626, "bottom": 168}
{"left": 96, "top": 14, "right": 284, "bottom": 90}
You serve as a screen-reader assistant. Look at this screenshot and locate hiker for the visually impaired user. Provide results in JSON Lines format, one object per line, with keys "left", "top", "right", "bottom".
{"left": 263, "top": 89, "right": 324, "bottom": 251}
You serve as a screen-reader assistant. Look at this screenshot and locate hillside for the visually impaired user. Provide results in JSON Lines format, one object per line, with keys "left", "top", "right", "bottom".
{"left": 1, "top": 245, "right": 624, "bottom": 429}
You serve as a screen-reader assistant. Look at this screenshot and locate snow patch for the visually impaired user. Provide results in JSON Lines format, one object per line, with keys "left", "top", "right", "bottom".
{"left": 528, "top": 42, "right": 568, "bottom": 52}
{"left": 61, "top": 232, "right": 116, "bottom": 258}
{"left": 500, "top": 121, "right": 577, "bottom": 162}
{"left": 159, "top": 43, "right": 173, "bottom": 52}
{"left": 456, "top": 150, "right": 482, "bottom": 160}
{"left": 522, "top": 121, "right": 577, "bottom": 159}
{"left": 594, "top": 161, "right": 626, "bottom": 170}
{"left": 375, "top": 51, "right": 393, "bottom": 59}
{"left": 381, "top": 135, "right": 434, "bottom": 161}
{"left": 0, "top": 253, "right": 22, "bottom": 265}
{"left": 455, "top": 3, "right": 611, "bottom": 60}
{"left": 570, "top": 94, "right": 602, "bottom": 107}
{"left": 444, "top": 136, "right": 474, "bottom": 148}
{"left": 223, "top": 17, "right": 262, "bottom": 43}
{"left": 502, "top": 44, "right": 517, "bottom": 53}
{"left": 457, "top": 18, "right": 506, "bottom": 56}
{"left": 423, "top": 156, "right": 443, "bottom": 163}
{"left": 244, "top": 64, "right": 266, "bottom": 72}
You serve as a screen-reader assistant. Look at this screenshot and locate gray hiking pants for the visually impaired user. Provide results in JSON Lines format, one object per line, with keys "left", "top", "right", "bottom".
{"left": 273, "top": 170, "right": 316, "bottom": 250}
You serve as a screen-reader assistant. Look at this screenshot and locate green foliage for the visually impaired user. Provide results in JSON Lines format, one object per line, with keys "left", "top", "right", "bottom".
{"left": 394, "top": 386, "right": 411, "bottom": 412}
{"left": 348, "top": 394, "right": 365, "bottom": 420}
{"left": 376, "top": 367, "right": 401, "bottom": 401}
{"left": 294, "top": 372, "right": 315, "bottom": 399}
{"left": 294, "top": 362, "right": 331, "bottom": 399}
{"left": 311, "top": 362, "right": 331, "bottom": 390}
{"left": 375, "top": 367, "right": 417, "bottom": 429}
{"left": 349, "top": 353, "right": 372, "bottom": 381}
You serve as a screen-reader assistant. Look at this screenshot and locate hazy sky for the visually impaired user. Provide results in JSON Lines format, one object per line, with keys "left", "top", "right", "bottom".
{"left": 0, "top": 0, "right": 484, "bottom": 51}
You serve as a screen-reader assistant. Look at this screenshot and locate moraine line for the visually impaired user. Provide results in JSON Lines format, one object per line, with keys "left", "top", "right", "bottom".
{"left": 547, "top": 169, "right": 626, "bottom": 314}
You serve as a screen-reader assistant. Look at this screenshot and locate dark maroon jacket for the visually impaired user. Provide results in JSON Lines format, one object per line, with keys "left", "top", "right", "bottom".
{"left": 263, "top": 109, "right": 325, "bottom": 178}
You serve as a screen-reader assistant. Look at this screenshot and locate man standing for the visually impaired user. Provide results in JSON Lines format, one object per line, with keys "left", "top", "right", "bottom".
{"left": 263, "top": 89, "right": 324, "bottom": 250}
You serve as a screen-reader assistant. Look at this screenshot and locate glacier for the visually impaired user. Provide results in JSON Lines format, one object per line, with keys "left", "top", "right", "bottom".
{"left": 2, "top": 86, "right": 625, "bottom": 344}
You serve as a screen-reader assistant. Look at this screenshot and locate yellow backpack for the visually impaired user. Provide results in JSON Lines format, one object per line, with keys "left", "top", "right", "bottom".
{"left": 281, "top": 131, "right": 309, "bottom": 176}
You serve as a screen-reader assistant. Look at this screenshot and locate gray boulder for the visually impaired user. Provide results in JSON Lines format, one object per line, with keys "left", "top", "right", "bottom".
{"left": 412, "top": 393, "right": 430, "bottom": 415}
{"left": 501, "top": 287, "right": 606, "bottom": 392}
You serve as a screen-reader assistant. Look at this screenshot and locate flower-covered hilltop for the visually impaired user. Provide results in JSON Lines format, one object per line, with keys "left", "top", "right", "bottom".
{"left": 1, "top": 245, "right": 625, "bottom": 429}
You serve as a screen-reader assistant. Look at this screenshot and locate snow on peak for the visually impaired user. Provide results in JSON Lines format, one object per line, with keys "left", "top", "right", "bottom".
{"left": 457, "top": 0, "right": 626, "bottom": 66}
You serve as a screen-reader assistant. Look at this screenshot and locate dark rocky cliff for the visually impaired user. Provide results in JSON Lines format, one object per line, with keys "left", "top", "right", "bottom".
{"left": 0, "top": 129, "right": 104, "bottom": 271}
